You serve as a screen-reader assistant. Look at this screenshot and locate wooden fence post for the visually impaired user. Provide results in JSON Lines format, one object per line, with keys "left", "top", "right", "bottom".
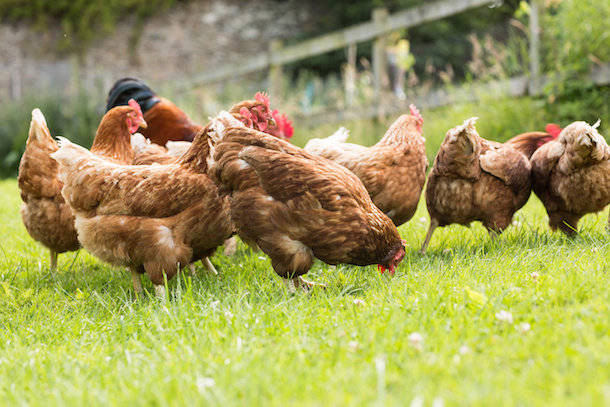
{"left": 345, "top": 43, "right": 357, "bottom": 107}
{"left": 372, "top": 8, "right": 389, "bottom": 117}
{"left": 528, "top": 0, "right": 541, "bottom": 95}
{"left": 269, "top": 39, "right": 283, "bottom": 102}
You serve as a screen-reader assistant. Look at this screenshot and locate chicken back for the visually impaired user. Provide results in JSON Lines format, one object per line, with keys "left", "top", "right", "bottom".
{"left": 208, "top": 112, "right": 405, "bottom": 288}
{"left": 304, "top": 104, "right": 427, "bottom": 226}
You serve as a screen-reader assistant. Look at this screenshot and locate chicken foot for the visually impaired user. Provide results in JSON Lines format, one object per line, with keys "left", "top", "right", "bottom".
{"left": 283, "top": 276, "right": 327, "bottom": 293}
{"left": 420, "top": 219, "right": 439, "bottom": 254}
{"left": 131, "top": 267, "right": 166, "bottom": 298}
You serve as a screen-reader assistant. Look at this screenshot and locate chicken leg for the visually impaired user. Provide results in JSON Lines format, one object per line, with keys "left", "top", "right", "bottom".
{"left": 131, "top": 269, "right": 143, "bottom": 294}
{"left": 49, "top": 250, "right": 58, "bottom": 272}
{"left": 154, "top": 285, "right": 167, "bottom": 299}
{"left": 188, "top": 263, "right": 197, "bottom": 276}
{"left": 203, "top": 257, "right": 218, "bottom": 275}
{"left": 420, "top": 219, "right": 439, "bottom": 254}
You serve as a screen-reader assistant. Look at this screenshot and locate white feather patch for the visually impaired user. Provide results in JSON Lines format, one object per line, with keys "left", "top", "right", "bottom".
{"left": 157, "top": 226, "right": 175, "bottom": 250}
{"left": 31, "top": 108, "right": 47, "bottom": 127}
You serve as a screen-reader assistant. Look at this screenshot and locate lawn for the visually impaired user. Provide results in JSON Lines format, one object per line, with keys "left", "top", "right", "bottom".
{"left": 0, "top": 176, "right": 608, "bottom": 406}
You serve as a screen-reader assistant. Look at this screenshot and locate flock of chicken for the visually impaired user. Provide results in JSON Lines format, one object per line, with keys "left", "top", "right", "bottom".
{"left": 17, "top": 78, "right": 609, "bottom": 297}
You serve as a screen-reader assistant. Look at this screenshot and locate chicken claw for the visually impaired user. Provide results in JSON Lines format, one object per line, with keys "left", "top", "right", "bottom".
{"left": 283, "top": 277, "right": 326, "bottom": 293}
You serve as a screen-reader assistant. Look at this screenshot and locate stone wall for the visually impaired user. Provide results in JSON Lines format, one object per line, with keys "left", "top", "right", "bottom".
{"left": 0, "top": 0, "right": 311, "bottom": 99}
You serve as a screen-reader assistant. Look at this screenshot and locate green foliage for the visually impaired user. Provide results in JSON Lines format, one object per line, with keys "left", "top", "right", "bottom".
{"left": 0, "top": 89, "right": 103, "bottom": 177}
{"left": 0, "top": 0, "right": 185, "bottom": 53}
{"left": 1, "top": 177, "right": 609, "bottom": 405}
{"left": 537, "top": 0, "right": 610, "bottom": 123}
{"left": 291, "top": 0, "right": 520, "bottom": 80}
{"left": 540, "top": 0, "right": 610, "bottom": 75}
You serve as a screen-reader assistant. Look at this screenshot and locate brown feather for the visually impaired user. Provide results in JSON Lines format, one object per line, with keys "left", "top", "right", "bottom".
{"left": 304, "top": 113, "right": 428, "bottom": 226}
{"left": 425, "top": 118, "right": 532, "bottom": 235}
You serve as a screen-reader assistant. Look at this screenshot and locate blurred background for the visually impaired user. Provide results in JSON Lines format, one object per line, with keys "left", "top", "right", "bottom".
{"left": 0, "top": 0, "right": 608, "bottom": 176}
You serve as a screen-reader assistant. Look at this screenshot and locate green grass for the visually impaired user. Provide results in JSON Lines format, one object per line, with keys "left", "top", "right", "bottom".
{"left": 0, "top": 177, "right": 608, "bottom": 406}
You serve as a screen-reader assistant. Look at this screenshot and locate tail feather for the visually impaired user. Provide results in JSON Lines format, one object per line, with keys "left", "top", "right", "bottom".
{"left": 446, "top": 117, "right": 478, "bottom": 151}
{"left": 106, "top": 77, "right": 160, "bottom": 113}
{"left": 327, "top": 127, "right": 350, "bottom": 143}
{"left": 561, "top": 120, "right": 608, "bottom": 161}
{"left": 28, "top": 109, "right": 53, "bottom": 143}
{"left": 166, "top": 141, "right": 192, "bottom": 157}
{"left": 206, "top": 111, "right": 246, "bottom": 169}
{"left": 50, "top": 137, "right": 92, "bottom": 168}
{"left": 208, "top": 111, "right": 245, "bottom": 144}
{"left": 303, "top": 127, "right": 350, "bottom": 153}
{"left": 505, "top": 131, "right": 554, "bottom": 159}
{"left": 130, "top": 133, "right": 154, "bottom": 155}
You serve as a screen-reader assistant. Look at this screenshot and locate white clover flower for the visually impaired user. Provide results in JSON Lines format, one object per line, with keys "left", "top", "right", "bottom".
{"left": 458, "top": 345, "right": 471, "bottom": 355}
{"left": 196, "top": 376, "right": 215, "bottom": 392}
{"left": 348, "top": 341, "right": 360, "bottom": 352}
{"left": 352, "top": 298, "right": 366, "bottom": 306}
{"left": 530, "top": 272, "right": 540, "bottom": 281}
{"left": 517, "top": 322, "right": 531, "bottom": 334}
{"left": 495, "top": 310, "right": 513, "bottom": 324}
{"left": 408, "top": 332, "right": 424, "bottom": 350}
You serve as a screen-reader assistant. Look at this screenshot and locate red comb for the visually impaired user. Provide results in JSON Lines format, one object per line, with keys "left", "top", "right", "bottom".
{"left": 545, "top": 123, "right": 562, "bottom": 139}
{"left": 128, "top": 99, "right": 143, "bottom": 117}
{"left": 272, "top": 109, "right": 294, "bottom": 140}
{"left": 409, "top": 104, "right": 423, "bottom": 123}
{"left": 255, "top": 92, "right": 270, "bottom": 109}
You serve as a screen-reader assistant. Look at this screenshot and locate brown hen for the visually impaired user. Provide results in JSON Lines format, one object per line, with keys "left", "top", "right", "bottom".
{"left": 18, "top": 102, "right": 147, "bottom": 270}
{"left": 421, "top": 118, "right": 532, "bottom": 253}
{"left": 208, "top": 112, "right": 405, "bottom": 290}
{"left": 531, "top": 120, "right": 609, "bottom": 234}
{"left": 304, "top": 105, "right": 427, "bottom": 226}
{"left": 51, "top": 121, "right": 232, "bottom": 297}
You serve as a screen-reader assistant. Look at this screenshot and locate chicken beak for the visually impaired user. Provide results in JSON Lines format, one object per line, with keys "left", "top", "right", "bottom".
{"left": 139, "top": 119, "right": 148, "bottom": 129}
{"left": 268, "top": 117, "right": 277, "bottom": 128}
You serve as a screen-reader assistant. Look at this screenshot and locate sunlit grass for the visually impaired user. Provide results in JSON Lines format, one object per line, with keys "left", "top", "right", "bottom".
{"left": 0, "top": 176, "right": 608, "bottom": 406}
